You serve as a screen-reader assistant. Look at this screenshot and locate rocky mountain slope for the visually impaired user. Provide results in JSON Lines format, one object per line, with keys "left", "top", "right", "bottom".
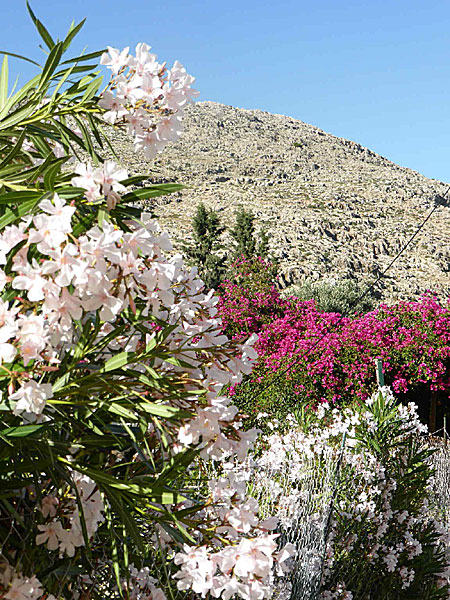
{"left": 110, "top": 101, "right": 450, "bottom": 301}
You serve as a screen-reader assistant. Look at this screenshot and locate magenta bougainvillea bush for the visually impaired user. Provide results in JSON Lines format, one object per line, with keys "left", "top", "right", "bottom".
{"left": 217, "top": 256, "right": 286, "bottom": 339}
{"left": 218, "top": 261, "right": 450, "bottom": 422}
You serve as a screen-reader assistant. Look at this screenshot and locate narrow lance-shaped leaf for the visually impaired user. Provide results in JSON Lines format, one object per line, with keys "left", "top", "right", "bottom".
{"left": 0, "top": 102, "right": 38, "bottom": 131}
{"left": 0, "top": 193, "right": 44, "bottom": 229}
{"left": 0, "top": 74, "right": 41, "bottom": 122}
{"left": 0, "top": 50, "right": 40, "bottom": 68}
{"left": 37, "top": 42, "right": 64, "bottom": 93}
{"left": 0, "top": 423, "right": 46, "bottom": 437}
{"left": 62, "top": 18, "right": 86, "bottom": 52}
{"left": 121, "top": 183, "right": 185, "bottom": 203}
{"left": 50, "top": 61, "right": 79, "bottom": 104}
{"left": 79, "top": 73, "right": 103, "bottom": 103}
{"left": 26, "top": 1, "right": 55, "bottom": 50}
{"left": 60, "top": 49, "right": 106, "bottom": 66}
{"left": 0, "top": 56, "right": 8, "bottom": 111}
{"left": 0, "top": 128, "right": 27, "bottom": 170}
{"left": 0, "top": 190, "right": 43, "bottom": 205}
{"left": 104, "top": 499, "right": 125, "bottom": 597}
{"left": 100, "top": 351, "right": 132, "bottom": 373}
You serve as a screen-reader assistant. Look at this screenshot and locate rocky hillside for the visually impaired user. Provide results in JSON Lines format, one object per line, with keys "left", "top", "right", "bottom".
{"left": 109, "top": 101, "right": 450, "bottom": 301}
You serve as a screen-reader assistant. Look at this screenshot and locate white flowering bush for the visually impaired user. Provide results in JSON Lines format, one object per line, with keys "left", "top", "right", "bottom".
{"left": 252, "top": 390, "right": 450, "bottom": 599}
{"left": 0, "top": 7, "right": 293, "bottom": 599}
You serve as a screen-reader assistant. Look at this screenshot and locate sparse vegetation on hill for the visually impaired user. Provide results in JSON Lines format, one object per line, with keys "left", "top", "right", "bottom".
{"left": 106, "top": 101, "right": 450, "bottom": 303}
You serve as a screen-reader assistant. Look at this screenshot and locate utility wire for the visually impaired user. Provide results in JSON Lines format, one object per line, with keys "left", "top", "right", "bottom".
{"left": 252, "top": 186, "right": 450, "bottom": 400}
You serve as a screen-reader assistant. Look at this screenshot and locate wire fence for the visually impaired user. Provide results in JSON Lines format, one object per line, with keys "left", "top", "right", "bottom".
{"left": 249, "top": 446, "right": 342, "bottom": 600}
{"left": 246, "top": 427, "right": 450, "bottom": 600}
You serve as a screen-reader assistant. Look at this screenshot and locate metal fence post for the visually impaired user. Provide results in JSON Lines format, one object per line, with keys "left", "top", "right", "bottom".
{"left": 375, "top": 358, "right": 384, "bottom": 388}
{"left": 430, "top": 392, "right": 437, "bottom": 434}
{"left": 444, "top": 414, "right": 447, "bottom": 447}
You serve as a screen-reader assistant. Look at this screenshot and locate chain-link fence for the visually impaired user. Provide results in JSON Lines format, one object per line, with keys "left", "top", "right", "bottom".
{"left": 249, "top": 430, "right": 450, "bottom": 600}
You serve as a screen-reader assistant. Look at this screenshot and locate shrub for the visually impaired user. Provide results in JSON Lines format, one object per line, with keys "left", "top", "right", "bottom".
{"left": 0, "top": 10, "right": 291, "bottom": 600}
{"left": 251, "top": 388, "right": 450, "bottom": 599}
{"left": 217, "top": 255, "right": 286, "bottom": 339}
{"left": 289, "top": 277, "right": 378, "bottom": 316}
{"left": 221, "top": 290, "right": 450, "bottom": 428}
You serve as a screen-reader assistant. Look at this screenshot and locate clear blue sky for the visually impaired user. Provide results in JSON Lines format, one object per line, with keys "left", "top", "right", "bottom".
{"left": 3, "top": 0, "right": 450, "bottom": 182}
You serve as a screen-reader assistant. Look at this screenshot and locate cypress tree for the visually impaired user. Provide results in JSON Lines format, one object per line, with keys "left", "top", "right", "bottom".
{"left": 183, "top": 203, "right": 227, "bottom": 290}
{"left": 230, "top": 206, "right": 257, "bottom": 259}
{"left": 231, "top": 206, "right": 271, "bottom": 259}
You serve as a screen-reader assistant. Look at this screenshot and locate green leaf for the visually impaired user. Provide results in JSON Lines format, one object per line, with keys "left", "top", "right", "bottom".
{"left": 62, "top": 18, "right": 86, "bottom": 52}
{"left": 0, "top": 478, "right": 34, "bottom": 493}
{"left": 100, "top": 351, "right": 132, "bottom": 373}
{"left": 79, "top": 74, "right": 103, "bottom": 103}
{"left": 0, "top": 74, "right": 41, "bottom": 122}
{"left": 0, "top": 424, "right": 45, "bottom": 437}
{"left": 49, "top": 118, "right": 89, "bottom": 155}
{"left": 107, "top": 403, "right": 138, "bottom": 421}
{"left": 121, "top": 184, "right": 184, "bottom": 203}
{"left": 37, "top": 560, "right": 84, "bottom": 580}
{"left": 43, "top": 158, "right": 65, "bottom": 191}
{"left": 134, "top": 401, "right": 192, "bottom": 420}
{"left": 104, "top": 500, "right": 125, "bottom": 596}
{"left": 0, "top": 190, "right": 43, "bottom": 205}
{"left": 0, "top": 51, "right": 40, "bottom": 68}
{"left": 0, "top": 102, "right": 37, "bottom": 131}
{"left": 84, "top": 112, "right": 104, "bottom": 148}
{"left": 26, "top": 1, "right": 55, "bottom": 50}
{"left": 120, "top": 174, "right": 155, "bottom": 186}
{"left": 157, "top": 447, "right": 200, "bottom": 484}
{"left": 52, "top": 63, "right": 99, "bottom": 80}
{"left": 105, "top": 487, "right": 145, "bottom": 553}
{"left": 63, "top": 459, "right": 188, "bottom": 502}
{"left": 71, "top": 207, "right": 98, "bottom": 236}
{"left": 50, "top": 61, "right": 78, "bottom": 103}
{"left": 27, "top": 151, "right": 58, "bottom": 182}
{"left": 28, "top": 128, "right": 54, "bottom": 154}
{"left": 72, "top": 113, "right": 97, "bottom": 159}
{"left": 0, "top": 128, "right": 27, "bottom": 170}
{"left": 0, "top": 194, "right": 42, "bottom": 229}
{"left": 158, "top": 520, "right": 195, "bottom": 545}
{"left": 38, "top": 42, "right": 64, "bottom": 92}
{"left": 60, "top": 49, "right": 106, "bottom": 66}
{"left": 0, "top": 56, "right": 8, "bottom": 112}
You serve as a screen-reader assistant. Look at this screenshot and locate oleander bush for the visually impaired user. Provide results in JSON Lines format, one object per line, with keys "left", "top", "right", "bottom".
{"left": 251, "top": 388, "right": 450, "bottom": 599}
{"left": 217, "top": 256, "right": 286, "bottom": 340}
{"left": 0, "top": 7, "right": 294, "bottom": 600}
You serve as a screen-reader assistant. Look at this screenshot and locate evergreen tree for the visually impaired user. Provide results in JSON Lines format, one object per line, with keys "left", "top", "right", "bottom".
{"left": 231, "top": 206, "right": 271, "bottom": 260}
{"left": 230, "top": 206, "right": 257, "bottom": 258}
{"left": 257, "top": 225, "right": 270, "bottom": 258}
{"left": 183, "top": 203, "right": 227, "bottom": 289}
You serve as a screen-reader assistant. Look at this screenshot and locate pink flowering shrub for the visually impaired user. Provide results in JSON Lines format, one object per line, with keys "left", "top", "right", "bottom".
{"left": 217, "top": 256, "right": 290, "bottom": 339}
{"left": 219, "top": 279, "right": 450, "bottom": 425}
